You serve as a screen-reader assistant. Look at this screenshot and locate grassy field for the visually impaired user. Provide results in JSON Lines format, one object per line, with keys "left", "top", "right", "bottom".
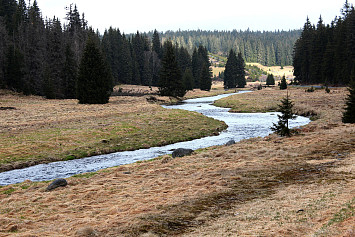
{"left": 247, "top": 62, "right": 295, "bottom": 79}
{"left": 0, "top": 86, "right": 354, "bottom": 236}
{"left": 212, "top": 62, "right": 294, "bottom": 81}
{"left": 0, "top": 87, "right": 229, "bottom": 171}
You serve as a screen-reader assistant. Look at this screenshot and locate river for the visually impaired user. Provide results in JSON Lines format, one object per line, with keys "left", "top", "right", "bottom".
{"left": 0, "top": 91, "right": 310, "bottom": 186}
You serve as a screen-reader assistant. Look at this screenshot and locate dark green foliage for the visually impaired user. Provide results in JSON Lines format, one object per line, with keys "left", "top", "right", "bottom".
{"left": 0, "top": 0, "right": 17, "bottom": 34}
{"left": 246, "top": 64, "right": 265, "bottom": 81}
{"left": 43, "top": 66, "right": 55, "bottom": 99}
{"left": 4, "top": 45, "right": 24, "bottom": 91}
{"left": 0, "top": 17, "right": 8, "bottom": 88}
{"left": 152, "top": 29, "right": 162, "bottom": 58}
{"left": 177, "top": 46, "right": 192, "bottom": 75}
{"left": 305, "top": 86, "right": 315, "bottom": 92}
{"left": 159, "top": 40, "right": 186, "bottom": 97}
{"left": 62, "top": 44, "right": 77, "bottom": 99}
{"left": 325, "top": 86, "right": 330, "bottom": 93}
{"left": 77, "top": 34, "right": 113, "bottom": 104}
{"left": 224, "top": 49, "right": 238, "bottom": 88}
{"left": 146, "top": 29, "right": 299, "bottom": 66}
{"left": 191, "top": 48, "right": 199, "bottom": 88}
{"left": 45, "top": 17, "right": 65, "bottom": 98}
{"left": 2, "top": 1, "right": 297, "bottom": 98}
{"left": 280, "top": 75, "right": 287, "bottom": 90}
{"left": 101, "top": 27, "right": 121, "bottom": 85}
{"left": 200, "top": 63, "right": 212, "bottom": 91}
{"left": 342, "top": 75, "right": 355, "bottom": 123}
{"left": 271, "top": 92, "right": 297, "bottom": 136}
{"left": 293, "top": 2, "right": 355, "bottom": 85}
{"left": 236, "top": 52, "right": 246, "bottom": 88}
{"left": 224, "top": 50, "right": 246, "bottom": 88}
{"left": 191, "top": 45, "right": 212, "bottom": 90}
{"left": 183, "top": 68, "right": 194, "bottom": 91}
{"left": 266, "top": 74, "right": 275, "bottom": 85}
{"left": 141, "top": 54, "right": 153, "bottom": 86}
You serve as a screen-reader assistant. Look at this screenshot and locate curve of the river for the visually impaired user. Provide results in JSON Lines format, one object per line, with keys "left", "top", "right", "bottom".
{"left": 0, "top": 91, "right": 310, "bottom": 186}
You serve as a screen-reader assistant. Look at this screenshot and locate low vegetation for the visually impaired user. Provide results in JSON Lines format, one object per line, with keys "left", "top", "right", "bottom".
{"left": 0, "top": 86, "right": 353, "bottom": 236}
{"left": 0, "top": 88, "right": 227, "bottom": 171}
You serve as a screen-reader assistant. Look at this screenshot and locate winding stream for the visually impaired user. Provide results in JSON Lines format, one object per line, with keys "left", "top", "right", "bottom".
{"left": 0, "top": 92, "right": 310, "bottom": 186}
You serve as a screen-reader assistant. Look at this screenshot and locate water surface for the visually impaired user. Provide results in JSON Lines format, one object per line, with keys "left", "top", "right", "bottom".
{"left": 0, "top": 92, "right": 310, "bottom": 186}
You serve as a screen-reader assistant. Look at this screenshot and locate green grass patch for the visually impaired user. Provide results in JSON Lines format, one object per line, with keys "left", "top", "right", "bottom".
{"left": 72, "top": 172, "right": 98, "bottom": 179}
{"left": 2, "top": 187, "right": 16, "bottom": 195}
{"left": 327, "top": 197, "right": 355, "bottom": 226}
{"left": 0, "top": 108, "right": 227, "bottom": 168}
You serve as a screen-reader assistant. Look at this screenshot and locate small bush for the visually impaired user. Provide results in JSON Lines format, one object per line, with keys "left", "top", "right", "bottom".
{"left": 305, "top": 86, "right": 315, "bottom": 92}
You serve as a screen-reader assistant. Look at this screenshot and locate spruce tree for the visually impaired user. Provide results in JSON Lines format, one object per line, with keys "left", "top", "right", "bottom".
{"left": 191, "top": 48, "right": 200, "bottom": 88}
{"left": 152, "top": 29, "right": 162, "bottom": 58}
{"left": 342, "top": 72, "right": 355, "bottom": 123}
{"left": 62, "top": 43, "right": 77, "bottom": 99}
{"left": 271, "top": 92, "right": 297, "bottom": 136}
{"left": 77, "top": 34, "right": 113, "bottom": 104}
{"left": 5, "top": 45, "right": 24, "bottom": 92}
{"left": 197, "top": 45, "right": 212, "bottom": 90}
{"left": 266, "top": 73, "right": 275, "bottom": 86}
{"left": 25, "top": 0, "right": 46, "bottom": 95}
{"left": 120, "top": 34, "right": 133, "bottom": 84}
{"left": 0, "top": 17, "right": 7, "bottom": 88}
{"left": 224, "top": 49, "right": 238, "bottom": 89}
{"left": 236, "top": 52, "right": 246, "bottom": 88}
{"left": 280, "top": 75, "right": 287, "bottom": 90}
{"left": 159, "top": 40, "right": 185, "bottom": 97}
{"left": 45, "top": 17, "right": 64, "bottom": 98}
{"left": 101, "top": 27, "right": 121, "bottom": 84}
{"left": 183, "top": 68, "right": 194, "bottom": 91}
{"left": 200, "top": 63, "right": 212, "bottom": 91}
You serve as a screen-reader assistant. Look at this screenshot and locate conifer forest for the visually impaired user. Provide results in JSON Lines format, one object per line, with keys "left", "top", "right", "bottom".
{"left": 0, "top": 0, "right": 301, "bottom": 100}
{"left": 0, "top": 0, "right": 354, "bottom": 100}
{"left": 293, "top": 1, "right": 355, "bottom": 85}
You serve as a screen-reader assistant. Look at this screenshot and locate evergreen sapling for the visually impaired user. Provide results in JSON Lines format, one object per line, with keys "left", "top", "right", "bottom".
{"left": 342, "top": 79, "right": 355, "bottom": 123}
{"left": 271, "top": 92, "right": 297, "bottom": 136}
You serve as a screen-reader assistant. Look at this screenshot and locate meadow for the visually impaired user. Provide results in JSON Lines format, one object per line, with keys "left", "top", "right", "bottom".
{"left": 0, "top": 86, "right": 354, "bottom": 236}
{"left": 0, "top": 86, "right": 231, "bottom": 172}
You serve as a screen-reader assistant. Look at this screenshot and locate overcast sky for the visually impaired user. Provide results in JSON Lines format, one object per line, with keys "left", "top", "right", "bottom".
{"left": 36, "top": 0, "right": 354, "bottom": 34}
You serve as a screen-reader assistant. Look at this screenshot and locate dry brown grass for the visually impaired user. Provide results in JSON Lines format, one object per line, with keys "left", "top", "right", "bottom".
{"left": 0, "top": 87, "right": 354, "bottom": 237}
{"left": 215, "top": 87, "right": 346, "bottom": 123}
{"left": 0, "top": 88, "right": 228, "bottom": 171}
{"left": 247, "top": 63, "right": 295, "bottom": 79}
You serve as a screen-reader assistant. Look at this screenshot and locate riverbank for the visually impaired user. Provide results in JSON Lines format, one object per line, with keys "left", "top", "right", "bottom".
{"left": 0, "top": 86, "right": 354, "bottom": 236}
{"left": 0, "top": 87, "right": 231, "bottom": 172}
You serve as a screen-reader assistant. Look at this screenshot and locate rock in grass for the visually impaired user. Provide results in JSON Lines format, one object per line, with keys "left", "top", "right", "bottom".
{"left": 75, "top": 226, "right": 98, "bottom": 237}
{"left": 46, "top": 178, "right": 68, "bottom": 191}
{"left": 172, "top": 148, "right": 194, "bottom": 158}
{"left": 225, "top": 139, "right": 236, "bottom": 146}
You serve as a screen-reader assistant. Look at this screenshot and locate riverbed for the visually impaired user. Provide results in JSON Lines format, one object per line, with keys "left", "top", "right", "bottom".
{"left": 0, "top": 92, "right": 310, "bottom": 185}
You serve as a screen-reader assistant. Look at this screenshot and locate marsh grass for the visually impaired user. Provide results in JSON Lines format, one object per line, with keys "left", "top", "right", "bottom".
{"left": 0, "top": 92, "right": 227, "bottom": 171}
{"left": 0, "top": 86, "right": 353, "bottom": 236}
{"left": 214, "top": 87, "right": 346, "bottom": 123}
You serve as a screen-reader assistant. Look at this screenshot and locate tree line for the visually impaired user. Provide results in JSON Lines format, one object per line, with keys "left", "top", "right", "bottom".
{"left": 144, "top": 29, "right": 300, "bottom": 66}
{"left": 0, "top": 0, "right": 212, "bottom": 100}
{"left": 293, "top": 1, "right": 355, "bottom": 85}
{"left": 0, "top": 1, "right": 89, "bottom": 98}
{"left": 102, "top": 28, "right": 212, "bottom": 93}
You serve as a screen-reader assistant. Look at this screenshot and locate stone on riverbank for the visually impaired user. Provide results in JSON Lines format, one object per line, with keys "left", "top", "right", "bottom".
{"left": 46, "top": 178, "right": 68, "bottom": 191}
{"left": 225, "top": 139, "right": 236, "bottom": 146}
{"left": 172, "top": 148, "right": 194, "bottom": 158}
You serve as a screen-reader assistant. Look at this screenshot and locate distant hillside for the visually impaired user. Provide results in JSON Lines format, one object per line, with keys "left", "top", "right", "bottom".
{"left": 145, "top": 29, "right": 301, "bottom": 66}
